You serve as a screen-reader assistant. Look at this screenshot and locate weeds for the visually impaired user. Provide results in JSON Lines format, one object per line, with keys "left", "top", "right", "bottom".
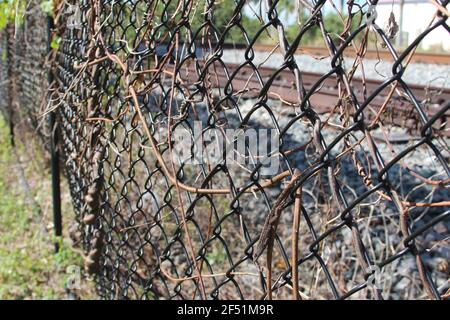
{"left": 0, "top": 116, "right": 94, "bottom": 299}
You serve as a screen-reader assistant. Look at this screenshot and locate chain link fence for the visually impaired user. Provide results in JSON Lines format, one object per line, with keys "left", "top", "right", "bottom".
{"left": 0, "top": 0, "right": 449, "bottom": 300}
{"left": 0, "top": 2, "right": 51, "bottom": 143}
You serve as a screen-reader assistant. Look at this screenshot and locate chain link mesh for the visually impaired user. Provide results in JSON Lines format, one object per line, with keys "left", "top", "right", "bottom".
{"left": 0, "top": 0, "right": 449, "bottom": 300}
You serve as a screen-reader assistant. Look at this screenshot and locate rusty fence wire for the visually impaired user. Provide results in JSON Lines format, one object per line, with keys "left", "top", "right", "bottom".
{"left": 0, "top": 0, "right": 450, "bottom": 300}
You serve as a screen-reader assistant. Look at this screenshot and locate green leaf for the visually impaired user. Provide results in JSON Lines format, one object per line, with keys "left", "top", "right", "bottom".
{"left": 50, "top": 36, "right": 60, "bottom": 49}
{"left": 40, "top": 0, "right": 53, "bottom": 15}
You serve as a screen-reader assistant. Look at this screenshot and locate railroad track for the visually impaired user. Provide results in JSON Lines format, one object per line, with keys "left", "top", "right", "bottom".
{"left": 225, "top": 43, "right": 450, "bottom": 65}
{"left": 169, "top": 61, "right": 450, "bottom": 137}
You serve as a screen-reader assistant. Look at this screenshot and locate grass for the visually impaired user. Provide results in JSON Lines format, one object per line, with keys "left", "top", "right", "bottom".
{"left": 0, "top": 116, "right": 95, "bottom": 299}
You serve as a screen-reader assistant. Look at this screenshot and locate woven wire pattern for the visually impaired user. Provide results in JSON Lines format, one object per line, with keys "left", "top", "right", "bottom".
{"left": 1, "top": 0, "right": 450, "bottom": 300}
{"left": 0, "top": 1, "right": 50, "bottom": 143}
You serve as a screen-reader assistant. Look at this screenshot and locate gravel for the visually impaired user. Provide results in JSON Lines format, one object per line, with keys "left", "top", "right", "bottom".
{"left": 145, "top": 80, "right": 450, "bottom": 298}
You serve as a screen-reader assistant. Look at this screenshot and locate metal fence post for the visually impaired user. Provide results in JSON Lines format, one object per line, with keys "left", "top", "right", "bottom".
{"left": 50, "top": 111, "right": 62, "bottom": 253}
{"left": 5, "top": 25, "right": 15, "bottom": 147}
{"left": 47, "top": 15, "right": 62, "bottom": 253}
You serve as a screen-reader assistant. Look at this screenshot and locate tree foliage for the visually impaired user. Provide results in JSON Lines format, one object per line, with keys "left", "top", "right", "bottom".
{"left": 0, "top": 0, "right": 24, "bottom": 30}
{"left": 0, "top": 0, "right": 53, "bottom": 31}
{"left": 0, "top": 0, "right": 362, "bottom": 47}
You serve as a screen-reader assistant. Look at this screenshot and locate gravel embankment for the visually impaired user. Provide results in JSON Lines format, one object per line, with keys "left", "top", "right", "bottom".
{"left": 146, "top": 85, "right": 450, "bottom": 298}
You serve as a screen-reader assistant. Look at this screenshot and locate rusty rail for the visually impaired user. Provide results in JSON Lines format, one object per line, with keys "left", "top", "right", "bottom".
{"left": 173, "top": 62, "right": 450, "bottom": 136}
